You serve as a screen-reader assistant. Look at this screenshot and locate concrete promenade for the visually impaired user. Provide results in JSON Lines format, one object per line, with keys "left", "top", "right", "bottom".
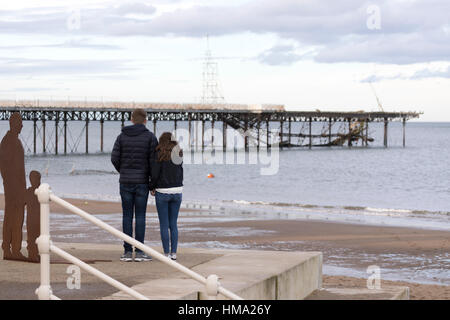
{"left": 0, "top": 242, "right": 409, "bottom": 300}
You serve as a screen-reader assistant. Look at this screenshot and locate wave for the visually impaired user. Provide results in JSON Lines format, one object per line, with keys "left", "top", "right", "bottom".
{"left": 224, "top": 199, "right": 450, "bottom": 217}
{"left": 69, "top": 169, "right": 118, "bottom": 176}
{"left": 366, "top": 207, "right": 412, "bottom": 214}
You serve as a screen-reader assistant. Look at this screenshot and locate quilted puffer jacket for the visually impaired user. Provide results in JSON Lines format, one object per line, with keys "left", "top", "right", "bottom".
{"left": 111, "top": 124, "right": 158, "bottom": 184}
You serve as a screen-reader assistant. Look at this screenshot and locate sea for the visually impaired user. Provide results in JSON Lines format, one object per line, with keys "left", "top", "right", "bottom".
{"left": 0, "top": 119, "right": 449, "bottom": 285}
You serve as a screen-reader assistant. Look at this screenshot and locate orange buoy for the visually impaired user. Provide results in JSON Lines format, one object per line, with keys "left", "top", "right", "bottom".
{"left": 207, "top": 173, "right": 215, "bottom": 178}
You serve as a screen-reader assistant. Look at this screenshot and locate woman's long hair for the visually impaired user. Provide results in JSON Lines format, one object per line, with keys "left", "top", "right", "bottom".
{"left": 156, "top": 132, "right": 183, "bottom": 162}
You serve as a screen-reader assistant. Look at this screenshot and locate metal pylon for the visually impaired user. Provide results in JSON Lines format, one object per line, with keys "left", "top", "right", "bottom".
{"left": 201, "top": 35, "right": 225, "bottom": 104}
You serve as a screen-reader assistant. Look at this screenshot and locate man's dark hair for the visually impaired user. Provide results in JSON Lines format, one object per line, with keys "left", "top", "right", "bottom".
{"left": 131, "top": 108, "right": 147, "bottom": 124}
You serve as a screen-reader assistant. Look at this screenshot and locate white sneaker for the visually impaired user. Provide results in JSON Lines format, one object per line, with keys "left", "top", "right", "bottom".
{"left": 170, "top": 253, "right": 177, "bottom": 260}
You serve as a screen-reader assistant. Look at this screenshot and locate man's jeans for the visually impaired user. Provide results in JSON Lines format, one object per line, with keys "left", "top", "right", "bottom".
{"left": 155, "top": 192, "right": 182, "bottom": 254}
{"left": 120, "top": 184, "right": 149, "bottom": 253}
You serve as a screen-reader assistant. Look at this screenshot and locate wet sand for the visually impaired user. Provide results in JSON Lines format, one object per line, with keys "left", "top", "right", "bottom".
{"left": 0, "top": 194, "right": 198, "bottom": 215}
{"left": 184, "top": 218, "right": 450, "bottom": 255}
{"left": 320, "top": 275, "right": 450, "bottom": 300}
{"left": 1, "top": 195, "right": 449, "bottom": 299}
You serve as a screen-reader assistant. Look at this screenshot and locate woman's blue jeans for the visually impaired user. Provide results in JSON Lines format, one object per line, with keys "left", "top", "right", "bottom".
{"left": 120, "top": 184, "right": 149, "bottom": 253}
{"left": 155, "top": 192, "right": 182, "bottom": 254}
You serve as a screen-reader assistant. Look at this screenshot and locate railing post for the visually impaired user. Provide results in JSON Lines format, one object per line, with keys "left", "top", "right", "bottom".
{"left": 206, "top": 274, "right": 219, "bottom": 300}
{"left": 35, "top": 183, "right": 53, "bottom": 300}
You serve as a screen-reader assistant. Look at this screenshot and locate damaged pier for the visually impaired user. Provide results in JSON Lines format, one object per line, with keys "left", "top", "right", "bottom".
{"left": 0, "top": 101, "right": 421, "bottom": 155}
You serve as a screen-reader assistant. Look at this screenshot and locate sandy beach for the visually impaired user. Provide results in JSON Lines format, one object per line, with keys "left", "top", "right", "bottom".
{"left": 1, "top": 194, "right": 449, "bottom": 300}
{"left": 0, "top": 194, "right": 159, "bottom": 215}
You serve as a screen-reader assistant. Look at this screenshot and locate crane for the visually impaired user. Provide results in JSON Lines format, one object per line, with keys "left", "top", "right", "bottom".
{"left": 369, "top": 82, "right": 385, "bottom": 112}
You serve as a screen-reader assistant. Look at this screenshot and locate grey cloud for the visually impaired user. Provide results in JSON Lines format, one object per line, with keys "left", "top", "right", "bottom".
{"left": 114, "top": 2, "right": 156, "bottom": 15}
{"left": 48, "top": 39, "right": 122, "bottom": 50}
{"left": 411, "top": 66, "right": 450, "bottom": 79}
{"left": 0, "top": 57, "right": 134, "bottom": 76}
{"left": 361, "top": 66, "right": 450, "bottom": 82}
{"left": 315, "top": 31, "right": 450, "bottom": 65}
{"left": 0, "top": 39, "right": 121, "bottom": 50}
{"left": 360, "top": 74, "right": 400, "bottom": 83}
{"left": 1, "top": 0, "right": 450, "bottom": 64}
{"left": 8, "top": 87, "right": 55, "bottom": 92}
{"left": 257, "top": 45, "right": 305, "bottom": 66}
{"left": 360, "top": 74, "right": 385, "bottom": 83}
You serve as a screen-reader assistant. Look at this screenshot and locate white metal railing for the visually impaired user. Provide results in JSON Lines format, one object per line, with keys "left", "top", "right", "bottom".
{"left": 34, "top": 183, "right": 243, "bottom": 300}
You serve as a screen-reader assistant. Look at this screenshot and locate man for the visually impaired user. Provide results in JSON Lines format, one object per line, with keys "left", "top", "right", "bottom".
{"left": 111, "top": 108, "right": 158, "bottom": 262}
{"left": 0, "top": 112, "right": 27, "bottom": 261}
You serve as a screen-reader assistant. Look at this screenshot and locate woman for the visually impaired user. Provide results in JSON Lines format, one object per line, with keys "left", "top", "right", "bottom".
{"left": 150, "top": 132, "right": 183, "bottom": 260}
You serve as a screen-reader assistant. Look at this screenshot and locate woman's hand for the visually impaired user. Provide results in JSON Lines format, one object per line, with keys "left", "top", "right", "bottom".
{"left": 150, "top": 190, "right": 156, "bottom": 196}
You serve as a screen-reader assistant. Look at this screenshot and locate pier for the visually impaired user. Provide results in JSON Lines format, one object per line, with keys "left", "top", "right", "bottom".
{"left": 0, "top": 100, "right": 421, "bottom": 155}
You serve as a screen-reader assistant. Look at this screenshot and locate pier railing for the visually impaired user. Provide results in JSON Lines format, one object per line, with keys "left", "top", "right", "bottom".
{"left": 34, "top": 183, "right": 243, "bottom": 300}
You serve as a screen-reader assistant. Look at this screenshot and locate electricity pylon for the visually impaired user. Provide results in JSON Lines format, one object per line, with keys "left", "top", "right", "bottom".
{"left": 201, "top": 35, "right": 225, "bottom": 104}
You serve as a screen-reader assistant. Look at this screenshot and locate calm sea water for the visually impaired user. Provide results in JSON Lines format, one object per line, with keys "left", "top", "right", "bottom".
{"left": 0, "top": 120, "right": 449, "bottom": 230}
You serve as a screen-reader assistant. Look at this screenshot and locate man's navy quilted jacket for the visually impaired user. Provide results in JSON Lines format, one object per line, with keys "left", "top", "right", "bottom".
{"left": 111, "top": 124, "right": 158, "bottom": 184}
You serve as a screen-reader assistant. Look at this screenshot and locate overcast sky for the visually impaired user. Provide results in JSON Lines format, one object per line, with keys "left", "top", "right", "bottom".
{"left": 0, "top": 0, "right": 449, "bottom": 121}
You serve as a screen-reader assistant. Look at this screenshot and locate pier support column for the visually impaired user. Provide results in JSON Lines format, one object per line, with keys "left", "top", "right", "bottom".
{"left": 33, "top": 118, "right": 37, "bottom": 154}
{"left": 121, "top": 112, "right": 125, "bottom": 128}
{"left": 348, "top": 118, "right": 352, "bottom": 147}
{"left": 266, "top": 120, "right": 270, "bottom": 149}
{"left": 201, "top": 120, "right": 205, "bottom": 151}
{"left": 365, "top": 120, "right": 369, "bottom": 147}
{"left": 288, "top": 117, "right": 291, "bottom": 147}
{"left": 188, "top": 116, "right": 192, "bottom": 149}
{"left": 279, "top": 120, "right": 284, "bottom": 150}
{"left": 42, "top": 119, "right": 46, "bottom": 153}
{"left": 64, "top": 119, "right": 67, "bottom": 154}
{"left": 223, "top": 121, "right": 227, "bottom": 151}
{"left": 85, "top": 118, "right": 89, "bottom": 154}
{"left": 174, "top": 119, "right": 177, "bottom": 139}
{"left": 384, "top": 118, "right": 388, "bottom": 148}
{"left": 188, "top": 119, "right": 192, "bottom": 149}
{"left": 328, "top": 118, "right": 332, "bottom": 146}
{"left": 100, "top": 118, "right": 104, "bottom": 153}
{"left": 211, "top": 120, "right": 215, "bottom": 149}
{"left": 153, "top": 119, "right": 157, "bottom": 136}
{"left": 309, "top": 117, "right": 312, "bottom": 149}
{"left": 257, "top": 121, "right": 260, "bottom": 151}
{"left": 366, "top": 120, "right": 369, "bottom": 147}
{"left": 244, "top": 117, "right": 249, "bottom": 151}
{"left": 195, "top": 121, "right": 198, "bottom": 151}
{"left": 402, "top": 118, "right": 406, "bottom": 148}
{"left": 55, "top": 118, "right": 59, "bottom": 155}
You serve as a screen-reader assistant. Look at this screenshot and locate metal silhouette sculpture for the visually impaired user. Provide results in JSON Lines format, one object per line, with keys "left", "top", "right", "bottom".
{"left": 25, "top": 171, "right": 41, "bottom": 262}
{"left": 0, "top": 112, "right": 28, "bottom": 261}
{"left": 0, "top": 112, "right": 111, "bottom": 264}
